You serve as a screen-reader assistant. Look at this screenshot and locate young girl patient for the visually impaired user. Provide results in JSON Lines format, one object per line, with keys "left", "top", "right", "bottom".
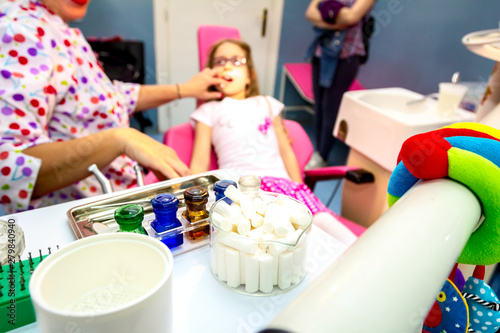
{"left": 189, "top": 39, "right": 358, "bottom": 246}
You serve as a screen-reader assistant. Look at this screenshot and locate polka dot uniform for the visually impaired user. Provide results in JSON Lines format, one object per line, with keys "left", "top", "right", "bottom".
{"left": 465, "top": 277, "right": 500, "bottom": 333}
{"left": 0, "top": 0, "right": 140, "bottom": 213}
{"left": 260, "top": 176, "right": 334, "bottom": 217}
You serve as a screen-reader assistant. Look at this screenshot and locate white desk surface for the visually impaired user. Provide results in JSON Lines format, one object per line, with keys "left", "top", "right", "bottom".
{"left": 3, "top": 171, "right": 348, "bottom": 333}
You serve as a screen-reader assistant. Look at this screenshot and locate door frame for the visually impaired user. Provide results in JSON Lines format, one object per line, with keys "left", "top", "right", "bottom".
{"left": 152, "top": 0, "right": 284, "bottom": 132}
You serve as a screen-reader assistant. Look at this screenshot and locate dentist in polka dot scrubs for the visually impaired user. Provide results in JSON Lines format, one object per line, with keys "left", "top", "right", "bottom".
{"left": 0, "top": 0, "right": 225, "bottom": 213}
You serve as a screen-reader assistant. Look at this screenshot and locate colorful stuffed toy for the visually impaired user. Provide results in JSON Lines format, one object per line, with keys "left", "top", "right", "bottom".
{"left": 463, "top": 266, "right": 500, "bottom": 333}
{"left": 423, "top": 265, "right": 469, "bottom": 333}
{"left": 387, "top": 122, "right": 500, "bottom": 265}
{"left": 387, "top": 122, "right": 500, "bottom": 332}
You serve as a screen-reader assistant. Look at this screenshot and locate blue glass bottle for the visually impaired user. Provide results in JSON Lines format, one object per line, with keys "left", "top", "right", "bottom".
{"left": 150, "top": 194, "right": 184, "bottom": 248}
{"left": 214, "top": 180, "right": 237, "bottom": 204}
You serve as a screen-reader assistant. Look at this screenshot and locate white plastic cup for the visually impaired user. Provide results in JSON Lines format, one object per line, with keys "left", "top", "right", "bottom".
{"left": 29, "top": 233, "right": 174, "bottom": 333}
{"left": 437, "top": 83, "right": 468, "bottom": 117}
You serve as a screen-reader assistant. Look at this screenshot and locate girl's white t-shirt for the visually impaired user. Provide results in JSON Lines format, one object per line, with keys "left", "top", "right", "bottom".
{"left": 190, "top": 96, "right": 290, "bottom": 179}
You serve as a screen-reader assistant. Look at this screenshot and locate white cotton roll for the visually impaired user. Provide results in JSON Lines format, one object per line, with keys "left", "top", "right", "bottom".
{"left": 214, "top": 200, "right": 234, "bottom": 217}
{"left": 268, "top": 228, "right": 304, "bottom": 256}
{"left": 276, "top": 194, "right": 310, "bottom": 215}
{"left": 288, "top": 229, "right": 305, "bottom": 246}
{"left": 247, "top": 226, "right": 264, "bottom": 240}
{"left": 268, "top": 241, "right": 289, "bottom": 256}
{"left": 278, "top": 251, "right": 293, "bottom": 290}
{"left": 291, "top": 245, "right": 307, "bottom": 285}
{"left": 237, "top": 218, "right": 251, "bottom": 236}
{"left": 272, "top": 253, "right": 279, "bottom": 285}
{"left": 290, "top": 212, "right": 310, "bottom": 230}
{"left": 253, "top": 196, "right": 266, "bottom": 216}
{"left": 225, "top": 185, "right": 244, "bottom": 203}
{"left": 263, "top": 203, "right": 280, "bottom": 234}
{"left": 239, "top": 251, "right": 246, "bottom": 284}
{"left": 214, "top": 201, "right": 238, "bottom": 222}
{"left": 245, "top": 253, "right": 259, "bottom": 293}
{"left": 259, "top": 253, "right": 274, "bottom": 293}
{"left": 262, "top": 193, "right": 277, "bottom": 206}
{"left": 259, "top": 233, "right": 276, "bottom": 249}
{"left": 211, "top": 211, "right": 233, "bottom": 232}
{"left": 214, "top": 200, "right": 246, "bottom": 226}
{"left": 274, "top": 206, "right": 291, "bottom": 238}
{"left": 216, "top": 243, "right": 228, "bottom": 282}
{"left": 217, "top": 232, "right": 259, "bottom": 254}
{"left": 251, "top": 215, "right": 264, "bottom": 228}
{"left": 225, "top": 247, "right": 241, "bottom": 288}
{"left": 231, "top": 204, "right": 249, "bottom": 226}
{"left": 239, "top": 195, "right": 257, "bottom": 220}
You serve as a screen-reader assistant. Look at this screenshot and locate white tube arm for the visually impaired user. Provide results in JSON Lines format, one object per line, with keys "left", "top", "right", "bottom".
{"left": 268, "top": 178, "right": 481, "bottom": 333}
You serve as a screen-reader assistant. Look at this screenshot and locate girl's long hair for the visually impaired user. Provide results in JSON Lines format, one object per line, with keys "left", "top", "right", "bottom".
{"left": 206, "top": 39, "right": 260, "bottom": 98}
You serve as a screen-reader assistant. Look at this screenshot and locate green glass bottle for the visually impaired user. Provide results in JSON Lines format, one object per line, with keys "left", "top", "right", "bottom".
{"left": 114, "top": 204, "right": 148, "bottom": 235}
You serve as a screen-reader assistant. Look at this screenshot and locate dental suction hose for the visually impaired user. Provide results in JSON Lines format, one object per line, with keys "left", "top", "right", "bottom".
{"left": 266, "top": 179, "right": 481, "bottom": 333}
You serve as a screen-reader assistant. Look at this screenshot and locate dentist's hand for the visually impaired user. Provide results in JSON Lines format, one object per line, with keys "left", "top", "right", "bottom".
{"left": 179, "top": 68, "right": 225, "bottom": 100}
{"left": 119, "top": 128, "right": 191, "bottom": 180}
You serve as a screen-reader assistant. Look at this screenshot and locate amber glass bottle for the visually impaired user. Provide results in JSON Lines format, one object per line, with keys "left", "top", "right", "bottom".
{"left": 182, "top": 186, "right": 210, "bottom": 240}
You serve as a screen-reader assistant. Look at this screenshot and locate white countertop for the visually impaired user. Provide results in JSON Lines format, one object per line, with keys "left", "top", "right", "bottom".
{"left": 4, "top": 171, "right": 348, "bottom": 333}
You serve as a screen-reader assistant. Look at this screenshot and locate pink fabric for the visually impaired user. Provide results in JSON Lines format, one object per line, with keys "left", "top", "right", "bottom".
{"left": 260, "top": 176, "right": 331, "bottom": 215}
{"left": 260, "top": 176, "right": 365, "bottom": 237}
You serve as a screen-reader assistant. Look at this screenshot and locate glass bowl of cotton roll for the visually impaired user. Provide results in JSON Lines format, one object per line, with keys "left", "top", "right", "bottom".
{"left": 208, "top": 186, "right": 313, "bottom": 296}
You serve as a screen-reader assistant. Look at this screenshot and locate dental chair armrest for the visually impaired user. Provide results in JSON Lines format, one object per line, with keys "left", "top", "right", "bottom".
{"left": 346, "top": 168, "right": 375, "bottom": 184}
{"left": 304, "top": 166, "right": 374, "bottom": 190}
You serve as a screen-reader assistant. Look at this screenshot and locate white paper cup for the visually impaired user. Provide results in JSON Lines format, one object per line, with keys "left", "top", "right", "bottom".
{"left": 437, "top": 83, "right": 468, "bottom": 117}
{"left": 29, "top": 233, "right": 174, "bottom": 333}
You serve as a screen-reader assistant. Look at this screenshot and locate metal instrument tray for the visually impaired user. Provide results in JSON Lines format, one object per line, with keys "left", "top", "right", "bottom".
{"left": 67, "top": 172, "right": 224, "bottom": 256}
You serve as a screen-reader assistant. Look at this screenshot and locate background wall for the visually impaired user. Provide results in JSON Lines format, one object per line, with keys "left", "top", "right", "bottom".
{"left": 73, "top": 0, "right": 500, "bottom": 131}
{"left": 277, "top": 0, "right": 500, "bottom": 95}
